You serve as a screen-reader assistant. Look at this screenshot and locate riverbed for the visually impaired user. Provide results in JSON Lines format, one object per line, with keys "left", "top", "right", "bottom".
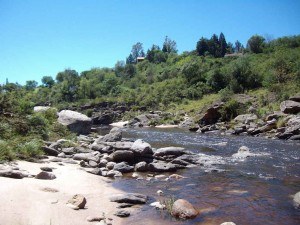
{"left": 106, "top": 127, "right": 300, "bottom": 225}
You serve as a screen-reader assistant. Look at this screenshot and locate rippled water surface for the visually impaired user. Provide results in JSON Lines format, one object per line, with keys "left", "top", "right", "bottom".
{"left": 108, "top": 127, "right": 300, "bottom": 225}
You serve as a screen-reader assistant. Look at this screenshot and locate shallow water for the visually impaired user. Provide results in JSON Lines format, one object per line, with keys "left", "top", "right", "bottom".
{"left": 109, "top": 128, "right": 300, "bottom": 225}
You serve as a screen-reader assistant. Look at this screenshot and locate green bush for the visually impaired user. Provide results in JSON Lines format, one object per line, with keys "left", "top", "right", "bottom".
{"left": 220, "top": 99, "right": 244, "bottom": 121}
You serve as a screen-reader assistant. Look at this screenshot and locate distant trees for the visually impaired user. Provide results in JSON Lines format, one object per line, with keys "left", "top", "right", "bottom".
{"left": 196, "top": 33, "right": 227, "bottom": 57}
{"left": 126, "top": 42, "right": 145, "bottom": 64}
{"left": 41, "top": 76, "right": 55, "bottom": 88}
{"left": 162, "top": 36, "right": 177, "bottom": 53}
{"left": 247, "top": 35, "right": 265, "bottom": 53}
{"left": 25, "top": 80, "right": 38, "bottom": 91}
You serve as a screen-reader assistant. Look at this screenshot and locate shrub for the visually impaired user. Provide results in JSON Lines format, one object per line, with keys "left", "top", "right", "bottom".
{"left": 220, "top": 99, "right": 243, "bottom": 121}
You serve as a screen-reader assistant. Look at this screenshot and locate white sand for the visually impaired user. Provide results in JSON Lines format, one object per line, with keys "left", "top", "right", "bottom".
{"left": 155, "top": 124, "right": 178, "bottom": 128}
{"left": 110, "top": 121, "right": 128, "bottom": 128}
{"left": 0, "top": 160, "right": 127, "bottom": 225}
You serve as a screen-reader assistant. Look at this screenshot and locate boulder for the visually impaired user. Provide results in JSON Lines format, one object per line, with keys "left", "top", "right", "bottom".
{"left": 171, "top": 199, "right": 198, "bottom": 219}
{"left": 92, "top": 111, "right": 116, "bottom": 125}
{"left": 148, "top": 161, "right": 177, "bottom": 172}
{"left": 110, "top": 150, "right": 134, "bottom": 163}
{"left": 67, "top": 194, "right": 86, "bottom": 209}
{"left": 280, "top": 100, "right": 300, "bottom": 114}
{"left": 179, "top": 117, "right": 197, "bottom": 129}
{"left": 293, "top": 191, "right": 300, "bottom": 209}
{"left": 35, "top": 171, "right": 56, "bottom": 180}
{"left": 58, "top": 110, "right": 92, "bottom": 134}
{"left": 154, "top": 147, "right": 185, "bottom": 158}
{"left": 73, "top": 153, "right": 99, "bottom": 162}
{"left": 106, "top": 141, "right": 133, "bottom": 150}
{"left": 234, "top": 114, "right": 257, "bottom": 124}
{"left": 107, "top": 170, "right": 123, "bottom": 178}
{"left": 106, "top": 162, "right": 116, "bottom": 170}
{"left": 200, "top": 103, "right": 223, "bottom": 125}
{"left": 42, "top": 146, "right": 60, "bottom": 156}
{"left": 97, "top": 127, "right": 122, "bottom": 142}
{"left": 232, "top": 146, "right": 252, "bottom": 159}
{"left": 289, "top": 93, "right": 300, "bottom": 102}
{"left": 0, "top": 169, "right": 26, "bottom": 179}
{"left": 135, "top": 161, "right": 148, "bottom": 172}
{"left": 113, "top": 162, "right": 134, "bottom": 173}
{"left": 130, "top": 139, "right": 153, "bottom": 155}
{"left": 110, "top": 193, "right": 147, "bottom": 204}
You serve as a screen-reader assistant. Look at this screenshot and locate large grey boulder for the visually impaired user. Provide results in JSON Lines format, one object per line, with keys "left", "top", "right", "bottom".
{"left": 113, "top": 162, "right": 134, "bottom": 173}
{"left": 280, "top": 100, "right": 300, "bottom": 114}
{"left": 58, "top": 110, "right": 92, "bottom": 134}
{"left": 200, "top": 103, "right": 223, "bottom": 125}
{"left": 110, "top": 193, "right": 147, "bottom": 204}
{"left": 148, "top": 161, "right": 177, "bottom": 172}
{"left": 110, "top": 150, "right": 134, "bottom": 163}
{"left": 154, "top": 147, "right": 185, "bottom": 158}
{"left": 130, "top": 139, "right": 153, "bottom": 155}
{"left": 96, "top": 127, "right": 122, "bottom": 142}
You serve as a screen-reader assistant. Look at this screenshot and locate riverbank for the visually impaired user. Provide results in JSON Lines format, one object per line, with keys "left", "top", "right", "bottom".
{"left": 0, "top": 158, "right": 125, "bottom": 225}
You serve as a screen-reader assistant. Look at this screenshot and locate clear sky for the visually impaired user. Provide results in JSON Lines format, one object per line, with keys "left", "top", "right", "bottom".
{"left": 0, "top": 0, "right": 300, "bottom": 85}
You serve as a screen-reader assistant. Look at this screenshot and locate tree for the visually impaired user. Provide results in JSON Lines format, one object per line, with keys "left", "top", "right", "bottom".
{"left": 25, "top": 80, "right": 38, "bottom": 91}
{"left": 114, "top": 61, "right": 125, "bottom": 77}
{"left": 162, "top": 36, "right": 177, "bottom": 53}
{"left": 41, "top": 76, "right": 55, "bottom": 88}
{"left": 127, "top": 42, "right": 144, "bottom": 64}
{"left": 226, "top": 42, "right": 234, "bottom": 54}
{"left": 196, "top": 37, "right": 209, "bottom": 56}
{"left": 234, "top": 40, "right": 242, "bottom": 53}
{"left": 209, "top": 34, "right": 220, "bottom": 57}
{"left": 219, "top": 32, "right": 227, "bottom": 57}
{"left": 146, "top": 45, "right": 167, "bottom": 63}
{"left": 247, "top": 35, "right": 265, "bottom": 53}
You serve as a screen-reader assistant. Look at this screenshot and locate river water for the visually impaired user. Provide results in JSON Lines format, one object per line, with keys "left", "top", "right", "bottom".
{"left": 107, "top": 127, "right": 300, "bottom": 225}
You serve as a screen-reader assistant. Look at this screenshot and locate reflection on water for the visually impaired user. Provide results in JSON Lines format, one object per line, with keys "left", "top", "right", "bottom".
{"left": 107, "top": 127, "right": 300, "bottom": 225}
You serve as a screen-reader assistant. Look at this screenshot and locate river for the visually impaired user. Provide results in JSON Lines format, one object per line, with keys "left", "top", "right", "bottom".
{"left": 104, "top": 127, "right": 300, "bottom": 225}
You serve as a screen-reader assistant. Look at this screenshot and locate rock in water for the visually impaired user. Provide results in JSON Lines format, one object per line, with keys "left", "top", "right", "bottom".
{"left": 35, "top": 171, "right": 56, "bottom": 180}
{"left": 67, "top": 194, "right": 87, "bottom": 209}
{"left": 110, "top": 193, "right": 147, "bottom": 204}
{"left": 171, "top": 199, "right": 198, "bottom": 219}
{"left": 293, "top": 191, "right": 300, "bottom": 209}
{"left": 58, "top": 110, "right": 92, "bottom": 134}
{"left": 130, "top": 139, "right": 153, "bottom": 155}
{"left": 97, "top": 127, "right": 122, "bottom": 142}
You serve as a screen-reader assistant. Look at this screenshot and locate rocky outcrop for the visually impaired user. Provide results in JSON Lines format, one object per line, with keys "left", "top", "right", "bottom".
{"left": 127, "top": 113, "right": 161, "bottom": 127}
{"left": 96, "top": 127, "right": 122, "bottom": 142}
{"left": 280, "top": 100, "right": 300, "bottom": 114}
{"left": 200, "top": 103, "right": 223, "bottom": 125}
{"left": 148, "top": 161, "right": 177, "bottom": 172}
{"left": 58, "top": 110, "right": 92, "bottom": 134}
{"left": 171, "top": 199, "right": 198, "bottom": 219}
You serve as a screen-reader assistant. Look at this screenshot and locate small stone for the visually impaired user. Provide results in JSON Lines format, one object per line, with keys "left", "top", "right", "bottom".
{"left": 169, "top": 174, "right": 185, "bottom": 179}
{"left": 86, "top": 215, "right": 105, "bottom": 222}
{"left": 150, "top": 201, "right": 166, "bottom": 209}
{"left": 67, "top": 194, "right": 86, "bottom": 209}
{"left": 114, "top": 210, "right": 130, "bottom": 217}
{"left": 293, "top": 191, "right": 300, "bottom": 209}
{"left": 35, "top": 171, "right": 56, "bottom": 180}
{"left": 157, "top": 190, "right": 164, "bottom": 196}
{"left": 40, "top": 167, "right": 53, "bottom": 172}
{"left": 117, "top": 203, "right": 134, "bottom": 208}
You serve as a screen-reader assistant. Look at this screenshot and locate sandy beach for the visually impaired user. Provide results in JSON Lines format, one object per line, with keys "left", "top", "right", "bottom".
{"left": 0, "top": 159, "right": 127, "bottom": 225}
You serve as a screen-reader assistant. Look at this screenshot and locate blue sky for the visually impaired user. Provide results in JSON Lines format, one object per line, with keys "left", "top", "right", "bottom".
{"left": 0, "top": 0, "right": 300, "bottom": 85}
